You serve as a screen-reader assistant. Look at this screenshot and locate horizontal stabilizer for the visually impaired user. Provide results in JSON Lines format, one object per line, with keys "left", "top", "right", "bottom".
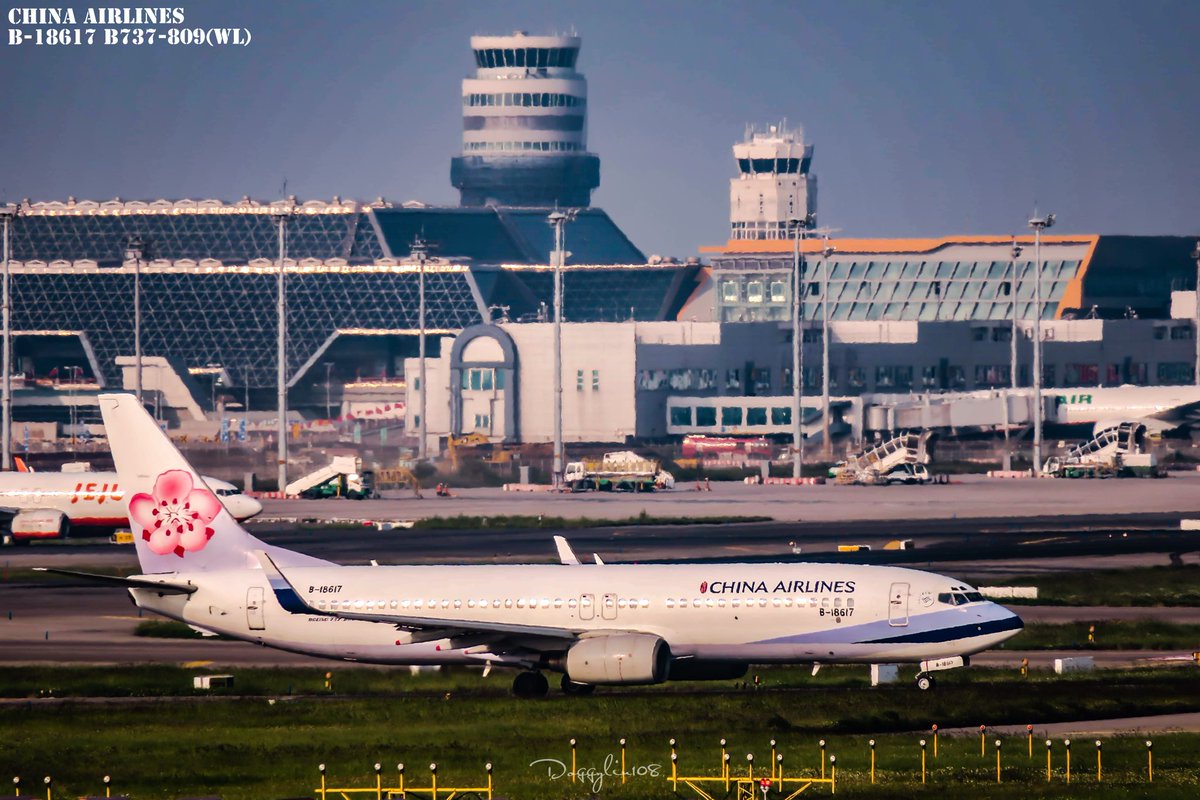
{"left": 32, "top": 567, "right": 196, "bottom": 595}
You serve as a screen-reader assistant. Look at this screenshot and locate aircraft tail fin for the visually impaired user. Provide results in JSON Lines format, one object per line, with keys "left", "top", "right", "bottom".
{"left": 98, "top": 393, "right": 327, "bottom": 574}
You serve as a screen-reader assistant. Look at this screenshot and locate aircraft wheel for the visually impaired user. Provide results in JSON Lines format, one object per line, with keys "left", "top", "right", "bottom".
{"left": 512, "top": 670, "right": 549, "bottom": 699}
{"left": 915, "top": 673, "right": 935, "bottom": 691}
{"left": 561, "top": 675, "right": 596, "bottom": 696}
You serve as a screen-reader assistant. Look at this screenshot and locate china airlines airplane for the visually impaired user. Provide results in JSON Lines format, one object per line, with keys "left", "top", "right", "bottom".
{"left": 46, "top": 394, "right": 1022, "bottom": 697}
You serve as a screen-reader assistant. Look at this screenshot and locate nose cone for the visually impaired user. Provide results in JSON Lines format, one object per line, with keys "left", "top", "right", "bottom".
{"left": 992, "top": 604, "right": 1024, "bottom": 643}
{"left": 228, "top": 494, "right": 263, "bottom": 520}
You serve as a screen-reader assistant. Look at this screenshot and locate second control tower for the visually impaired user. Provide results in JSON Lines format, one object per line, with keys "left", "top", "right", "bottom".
{"left": 729, "top": 123, "right": 816, "bottom": 240}
{"left": 450, "top": 32, "right": 601, "bottom": 207}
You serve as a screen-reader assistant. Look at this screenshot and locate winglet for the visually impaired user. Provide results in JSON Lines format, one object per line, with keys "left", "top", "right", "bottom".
{"left": 593, "top": 553, "right": 605, "bottom": 566}
{"left": 254, "top": 550, "right": 314, "bottom": 614}
{"left": 553, "top": 535, "right": 580, "bottom": 565}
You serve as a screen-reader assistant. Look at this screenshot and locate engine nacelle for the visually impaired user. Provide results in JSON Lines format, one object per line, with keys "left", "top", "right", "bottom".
{"left": 10, "top": 509, "right": 68, "bottom": 541}
{"left": 564, "top": 634, "right": 670, "bottom": 685}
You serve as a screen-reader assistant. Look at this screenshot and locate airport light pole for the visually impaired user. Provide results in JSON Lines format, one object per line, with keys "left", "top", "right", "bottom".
{"left": 1005, "top": 238, "right": 1023, "bottom": 470}
{"left": 0, "top": 204, "right": 17, "bottom": 471}
{"left": 788, "top": 214, "right": 815, "bottom": 479}
{"left": 272, "top": 206, "right": 291, "bottom": 492}
{"left": 411, "top": 236, "right": 429, "bottom": 460}
{"left": 548, "top": 210, "right": 576, "bottom": 489}
{"left": 124, "top": 235, "right": 146, "bottom": 406}
{"left": 1028, "top": 212, "right": 1055, "bottom": 476}
{"left": 1192, "top": 240, "right": 1200, "bottom": 386}
{"left": 820, "top": 235, "right": 835, "bottom": 460}
{"left": 1009, "top": 238, "right": 1022, "bottom": 391}
{"left": 323, "top": 361, "right": 334, "bottom": 421}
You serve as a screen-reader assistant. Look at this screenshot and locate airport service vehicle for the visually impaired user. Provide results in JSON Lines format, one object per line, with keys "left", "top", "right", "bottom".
{"left": 285, "top": 456, "right": 375, "bottom": 499}
{"left": 0, "top": 464, "right": 261, "bottom": 544}
{"left": 47, "top": 394, "right": 1023, "bottom": 698}
{"left": 1043, "top": 422, "right": 1161, "bottom": 479}
{"left": 563, "top": 451, "right": 674, "bottom": 492}
{"left": 882, "top": 463, "right": 932, "bottom": 485}
{"left": 680, "top": 435, "right": 773, "bottom": 458}
{"left": 831, "top": 432, "right": 932, "bottom": 486}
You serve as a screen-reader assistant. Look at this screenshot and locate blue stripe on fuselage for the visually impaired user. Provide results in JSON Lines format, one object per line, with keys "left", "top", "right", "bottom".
{"left": 754, "top": 604, "right": 1021, "bottom": 647}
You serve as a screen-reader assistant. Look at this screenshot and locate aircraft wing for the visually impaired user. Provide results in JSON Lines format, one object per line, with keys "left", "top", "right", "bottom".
{"left": 1143, "top": 397, "right": 1200, "bottom": 425}
{"left": 255, "top": 551, "right": 580, "bottom": 646}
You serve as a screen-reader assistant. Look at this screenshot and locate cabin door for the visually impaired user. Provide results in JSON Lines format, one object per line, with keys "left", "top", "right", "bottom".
{"left": 601, "top": 593, "right": 619, "bottom": 620}
{"left": 579, "top": 593, "right": 595, "bottom": 621}
{"left": 888, "top": 582, "right": 910, "bottom": 627}
{"left": 247, "top": 586, "right": 266, "bottom": 630}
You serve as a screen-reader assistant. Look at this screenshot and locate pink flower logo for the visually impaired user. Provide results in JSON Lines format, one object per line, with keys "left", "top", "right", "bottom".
{"left": 128, "top": 470, "right": 222, "bottom": 558}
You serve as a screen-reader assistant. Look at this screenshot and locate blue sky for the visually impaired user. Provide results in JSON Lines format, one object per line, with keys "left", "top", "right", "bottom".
{"left": 3, "top": 0, "right": 1198, "bottom": 257}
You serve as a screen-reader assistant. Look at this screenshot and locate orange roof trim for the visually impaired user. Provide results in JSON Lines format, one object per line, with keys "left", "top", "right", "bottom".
{"left": 700, "top": 234, "right": 1099, "bottom": 256}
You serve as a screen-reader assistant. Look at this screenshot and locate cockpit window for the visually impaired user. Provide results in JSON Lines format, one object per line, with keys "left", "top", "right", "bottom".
{"left": 214, "top": 488, "right": 238, "bottom": 497}
{"left": 938, "top": 591, "right": 983, "bottom": 606}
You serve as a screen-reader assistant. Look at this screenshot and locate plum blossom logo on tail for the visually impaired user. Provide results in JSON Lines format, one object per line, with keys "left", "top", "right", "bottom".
{"left": 128, "top": 470, "right": 222, "bottom": 557}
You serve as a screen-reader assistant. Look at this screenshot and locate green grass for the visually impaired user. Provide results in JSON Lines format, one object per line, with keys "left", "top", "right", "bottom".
{"left": 1004, "top": 564, "right": 1200, "bottom": 606}
{"left": 2, "top": 666, "right": 1200, "bottom": 798}
{"left": 1003, "top": 621, "right": 1200, "bottom": 650}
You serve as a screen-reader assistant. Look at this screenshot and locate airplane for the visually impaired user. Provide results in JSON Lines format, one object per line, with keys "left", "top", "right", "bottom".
{"left": 1, "top": 461, "right": 262, "bottom": 544}
{"left": 1049, "top": 385, "right": 1200, "bottom": 436}
{"left": 44, "top": 393, "right": 1022, "bottom": 698}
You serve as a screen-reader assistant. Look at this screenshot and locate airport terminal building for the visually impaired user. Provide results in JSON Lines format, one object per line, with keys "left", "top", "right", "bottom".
{"left": 4, "top": 34, "right": 1197, "bottom": 448}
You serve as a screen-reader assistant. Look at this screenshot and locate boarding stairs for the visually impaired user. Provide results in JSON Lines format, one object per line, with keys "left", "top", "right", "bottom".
{"left": 836, "top": 431, "right": 931, "bottom": 485}
{"left": 1044, "top": 421, "right": 1151, "bottom": 477}
{"left": 284, "top": 455, "right": 362, "bottom": 497}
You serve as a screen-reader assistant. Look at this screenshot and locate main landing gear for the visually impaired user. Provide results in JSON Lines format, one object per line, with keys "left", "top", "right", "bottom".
{"left": 511, "top": 670, "right": 549, "bottom": 698}
{"left": 915, "top": 673, "right": 936, "bottom": 691}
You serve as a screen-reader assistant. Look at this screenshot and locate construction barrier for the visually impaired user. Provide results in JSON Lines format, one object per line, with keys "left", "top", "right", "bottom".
{"left": 986, "top": 469, "right": 1033, "bottom": 478}
{"left": 502, "top": 483, "right": 556, "bottom": 492}
{"left": 743, "top": 476, "right": 826, "bottom": 485}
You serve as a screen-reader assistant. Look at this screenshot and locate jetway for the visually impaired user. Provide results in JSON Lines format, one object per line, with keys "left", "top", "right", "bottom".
{"left": 866, "top": 391, "right": 1046, "bottom": 434}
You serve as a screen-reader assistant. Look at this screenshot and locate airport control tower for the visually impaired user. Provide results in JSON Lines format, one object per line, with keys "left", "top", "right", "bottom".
{"left": 729, "top": 123, "right": 817, "bottom": 239}
{"left": 450, "top": 32, "right": 600, "bottom": 207}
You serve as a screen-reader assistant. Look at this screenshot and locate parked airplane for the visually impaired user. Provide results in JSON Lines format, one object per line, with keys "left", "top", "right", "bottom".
{"left": 1, "top": 463, "right": 261, "bottom": 543}
{"left": 48, "top": 393, "right": 1022, "bottom": 697}
{"left": 1050, "top": 385, "right": 1200, "bottom": 436}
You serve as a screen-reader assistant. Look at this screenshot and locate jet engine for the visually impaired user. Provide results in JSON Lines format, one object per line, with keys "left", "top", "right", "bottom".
{"left": 563, "top": 633, "right": 670, "bottom": 685}
{"left": 9, "top": 509, "right": 67, "bottom": 541}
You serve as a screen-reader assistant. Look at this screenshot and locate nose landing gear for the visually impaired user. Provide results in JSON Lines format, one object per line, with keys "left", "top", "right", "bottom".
{"left": 915, "top": 673, "right": 936, "bottom": 691}
{"left": 512, "top": 670, "right": 549, "bottom": 698}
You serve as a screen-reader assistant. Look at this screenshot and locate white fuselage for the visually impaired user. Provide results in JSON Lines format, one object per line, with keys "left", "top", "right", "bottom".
{"left": 0, "top": 471, "right": 262, "bottom": 537}
{"left": 133, "top": 562, "right": 1021, "bottom": 668}
{"left": 1051, "top": 386, "right": 1200, "bottom": 428}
